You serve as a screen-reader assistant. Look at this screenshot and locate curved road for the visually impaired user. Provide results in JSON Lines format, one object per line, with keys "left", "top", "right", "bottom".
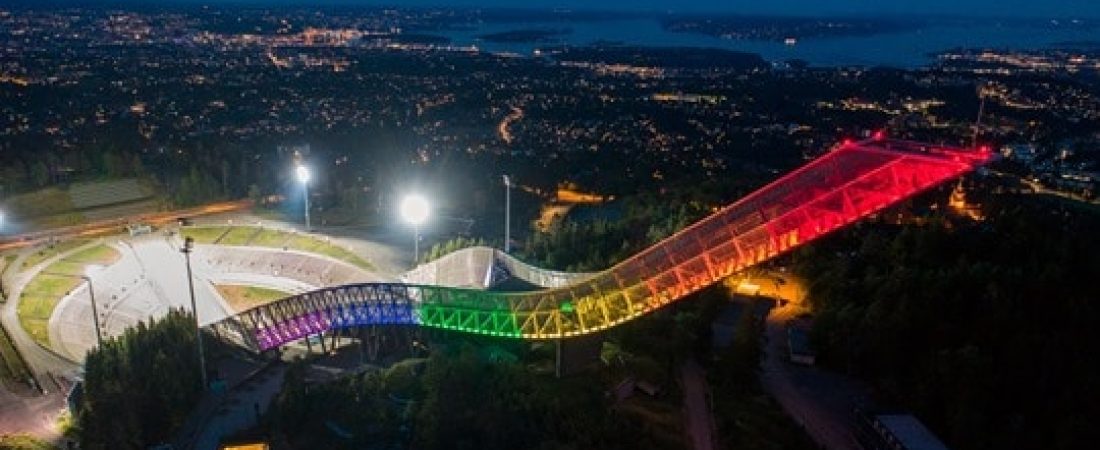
{"left": 2, "top": 244, "right": 91, "bottom": 385}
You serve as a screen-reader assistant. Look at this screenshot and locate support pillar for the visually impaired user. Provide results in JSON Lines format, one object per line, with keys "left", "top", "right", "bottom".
{"left": 555, "top": 339, "right": 563, "bottom": 378}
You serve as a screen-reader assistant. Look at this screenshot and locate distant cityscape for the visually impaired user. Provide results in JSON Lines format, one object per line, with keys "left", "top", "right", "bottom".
{"left": 0, "top": 6, "right": 1097, "bottom": 201}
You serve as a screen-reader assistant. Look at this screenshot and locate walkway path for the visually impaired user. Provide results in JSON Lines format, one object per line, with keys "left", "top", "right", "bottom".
{"left": 189, "top": 363, "right": 286, "bottom": 450}
{"left": 0, "top": 385, "right": 65, "bottom": 443}
{"left": 680, "top": 358, "right": 716, "bottom": 450}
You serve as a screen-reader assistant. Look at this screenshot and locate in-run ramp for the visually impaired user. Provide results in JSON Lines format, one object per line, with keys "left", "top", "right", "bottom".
{"left": 209, "top": 138, "right": 993, "bottom": 352}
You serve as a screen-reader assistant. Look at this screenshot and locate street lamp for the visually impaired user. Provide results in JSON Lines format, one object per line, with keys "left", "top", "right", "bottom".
{"left": 45, "top": 266, "right": 104, "bottom": 348}
{"left": 83, "top": 266, "right": 104, "bottom": 348}
{"left": 296, "top": 164, "right": 311, "bottom": 230}
{"left": 503, "top": 175, "right": 512, "bottom": 254}
{"left": 180, "top": 237, "right": 208, "bottom": 389}
{"left": 400, "top": 194, "right": 430, "bottom": 264}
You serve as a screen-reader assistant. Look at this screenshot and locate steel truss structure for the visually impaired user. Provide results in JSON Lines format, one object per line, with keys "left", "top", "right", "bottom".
{"left": 209, "top": 138, "right": 993, "bottom": 352}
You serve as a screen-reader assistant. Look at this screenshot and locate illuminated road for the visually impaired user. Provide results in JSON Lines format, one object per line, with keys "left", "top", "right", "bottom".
{"left": 0, "top": 199, "right": 252, "bottom": 252}
{"left": 210, "top": 138, "right": 994, "bottom": 351}
{"left": 990, "top": 169, "right": 1099, "bottom": 205}
{"left": 497, "top": 106, "right": 523, "bottom": 144}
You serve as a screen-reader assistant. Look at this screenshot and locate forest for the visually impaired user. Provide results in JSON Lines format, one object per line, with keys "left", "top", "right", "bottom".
{"left": 77, "top": 309, "right": 205, "bottom": 450}
{"left": 264, "top": 283, "right": 814, "bottom": 450}
{"left": 792, "top": 194, "right": 1100, "bottom": 450}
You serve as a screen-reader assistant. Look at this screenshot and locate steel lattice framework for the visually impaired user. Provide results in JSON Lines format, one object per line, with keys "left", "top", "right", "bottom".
{"left": 209, "top": 138, "right": 993, "bottom": 352}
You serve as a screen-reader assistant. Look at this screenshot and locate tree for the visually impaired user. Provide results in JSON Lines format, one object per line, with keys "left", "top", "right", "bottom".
{"left": 793, "top": 196, "right": 1100, "bottom": 450}
{"left": 220, "top": 159, "right": 230, "bottom": 197}
{"left": 102, "top": 151, "right": 125, "bottom": 178}
{"left": 30, "top": 161, "right": 49, "bottom": 187}
{"left": 247, "top": 183, "right": 262, "bottom": 204}
{"left": 79, "top": 309, "right": 203, "bottom": 450}
{"left": 130, "top": 154, "right": 146, "bottom": 177}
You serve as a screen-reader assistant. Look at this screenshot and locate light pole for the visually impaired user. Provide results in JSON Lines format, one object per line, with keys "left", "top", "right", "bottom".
{"left": 180, "top": 237, "right": 208, "bottom": 389}
{"left": 45, "top": 266, "right": 104, "bottom": 348}
{"left": 296, "top": 164, "right": 311, "bottom": 230}
{"left": 400, "top": 194, "right": 430, "bottom": 264}
{"left": 503, "top": 175, "right": 511, "bottom": 253}
{"left": 0, "top": 210, "right": 5, "bottom": 295}
{"left": 83, "top": 269, "right": 104, "bottom": 348}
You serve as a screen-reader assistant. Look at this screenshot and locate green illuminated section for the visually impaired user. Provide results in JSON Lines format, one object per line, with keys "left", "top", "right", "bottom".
{"left": 415, "top": 286, "right": 523, "bottom": 337}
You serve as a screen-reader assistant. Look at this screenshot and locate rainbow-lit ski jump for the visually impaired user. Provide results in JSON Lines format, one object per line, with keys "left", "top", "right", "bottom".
{"left": 209, "top": 138, "right": 993, "bottom": 352}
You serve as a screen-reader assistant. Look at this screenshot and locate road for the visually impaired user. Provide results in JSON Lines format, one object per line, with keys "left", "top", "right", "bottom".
{"left": 987, "top": 169, "right": 1099, "bottom": 205}
{"left": 728, "top": 268, "right": 870, "bottom": 450}
{"left": 1, "top": 245, "right": 86, "bottom": 385}
{"left": 497, "top": 106, "right": 523, "bottom": 144}
{"left": 0, "top": 241, "right": 86, "bottom": 447}
{"left": 759, "top": 303, "right": 869, "bottom": 450}
{"left": 0, "top": 199, "right": 252, "bottom": 252}
{"left": 0, "top": 386, "right": 66, "bottom": 444}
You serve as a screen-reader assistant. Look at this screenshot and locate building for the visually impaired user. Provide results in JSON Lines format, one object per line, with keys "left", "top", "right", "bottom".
{"left": 786, "top": 324, "right": 816, "bottom": 366}
{"left": 858, "top": 413, "right": 951, "bottom": 450}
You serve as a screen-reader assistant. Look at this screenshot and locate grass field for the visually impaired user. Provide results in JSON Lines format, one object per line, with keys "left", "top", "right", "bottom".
{"left": 64, "top": 244, "right": 121, "bottom": 266}
{"left": 29, "top": 212, "right": 86, "bottom": 230}
{"left": 182, "top": 225, "right": 373, "bottom": 270}
{"left": 251, "top": 229, "right": 292, "bottom": 247}
{"left": 215, "top": 284, "right": 291, "bottom": 312}
{"left": 0, "top": 324, "right": 31, "bottom": 385}
{"left": 0, "top": 434, "right": 58, "bottom": 450}
{"left": 20, "top": 239, "right": 90, "bottom": 272}
{"left": 309, "top": 241, "right": 373, "bottom": 270}
{"left": 17, "top": 244, "right": 120, "bottom": 349}
{"left": 180, "top": 226, "right": 228, "bottom": 244}
{"left": 218, "top": 226, "right": 258, "bottom": 245}
{"left": 1, "top": 187, "right": 74, "bottom": 219}
{"left": 18, "top": 274, "right": 81, "bottom": 347}
{"left": 284, "top": 234, "right": 323, "bottom": 252}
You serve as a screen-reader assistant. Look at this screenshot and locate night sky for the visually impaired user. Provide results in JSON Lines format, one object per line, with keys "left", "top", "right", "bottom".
{"left": 158, "top": 0, "right": 1100, "bottom": 18}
